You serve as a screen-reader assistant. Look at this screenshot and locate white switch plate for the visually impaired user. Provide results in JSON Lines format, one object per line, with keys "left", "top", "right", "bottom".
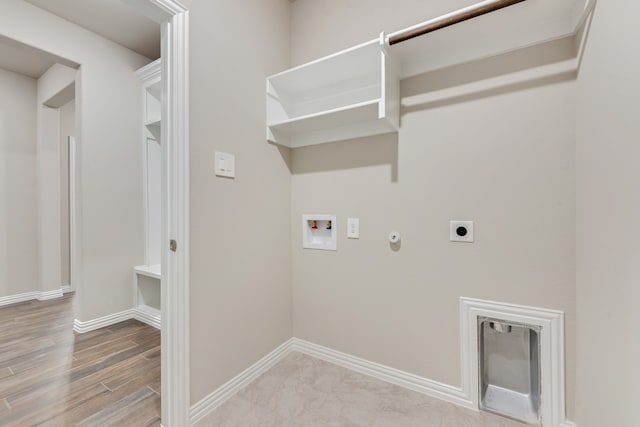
{"left": 347, "top": 218, "right": 359, "bottom": 239}
{"left": 215, "top": 151, "right": 235, "bottom": 178}
{"left": 450, "top": 220, "right": 474, "bottom": 242}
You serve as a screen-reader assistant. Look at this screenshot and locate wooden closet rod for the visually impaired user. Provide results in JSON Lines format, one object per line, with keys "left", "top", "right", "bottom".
{"left": 388, "top": 0, "right": 526, "bottom": 46}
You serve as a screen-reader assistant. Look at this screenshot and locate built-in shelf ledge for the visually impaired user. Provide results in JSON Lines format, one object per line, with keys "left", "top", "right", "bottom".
{"left": 145, "top": 119, "right": 161, "bottom": 140}
{"left": 266, "top": 0, "right": 594, "bottom": 147}
{"left": 388, "top": 0, "right": 594, "bottom": 78}
{"left": 269, "top": 99, "right": 398, "bottom": 147}
{"left": 266, "top": 34, "right": 399, "bottom": 148}
{"left": 134, "top": 264, "right": 161, "bottom": 280}
{"left": 145, "top": 118, "right": 161, "bottom": 129}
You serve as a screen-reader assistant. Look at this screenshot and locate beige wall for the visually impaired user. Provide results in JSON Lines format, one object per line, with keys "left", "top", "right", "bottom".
{"left": 575, "top": 1, "right": 640, "bottom": 426}
{"left": 290, "top": 0, "right": 472, "bottom": 65}
{"left": 184, "top": 0, "right": 293, "bottom": 405}
{"left": 0, "top": 0, "right": 150, "bottom": 320}
{"left": 36, "top": 105, "right": 62, "bottom": 292}
{"left": 59, "top": 99, "right": 75, "bottom": 287}
{"left": 290, "top": 0, "right": 577, "bottom": 418}
{"left": 37, "top": 63, "right": 76, "bottom": 294}
{"left": 0, "top": 68, "right": 38, "bottom": 298}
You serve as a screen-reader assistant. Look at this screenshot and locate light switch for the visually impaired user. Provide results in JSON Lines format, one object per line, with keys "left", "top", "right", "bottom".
{"left": 215, "top": 151, "right": 235, "bottom": 178}
{"left": 347, "top": 218, "right": 359, "bottom": 239}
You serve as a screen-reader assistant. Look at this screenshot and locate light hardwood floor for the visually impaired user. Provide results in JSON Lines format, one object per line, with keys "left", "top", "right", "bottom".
{"left": 0, "top": 295, "right": 160, "bottom": 426}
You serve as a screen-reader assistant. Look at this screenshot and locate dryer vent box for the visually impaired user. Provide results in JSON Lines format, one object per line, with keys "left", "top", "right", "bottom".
{"left": 479, "top": 317, "right": 541, "bottom": 424}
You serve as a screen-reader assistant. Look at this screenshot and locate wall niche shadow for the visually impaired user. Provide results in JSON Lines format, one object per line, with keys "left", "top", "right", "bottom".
{"left": 289, "top": 132, "right": 398, "bottom": 183}
{"left": 400, "top": 35, "right": 583, "bottom": 117}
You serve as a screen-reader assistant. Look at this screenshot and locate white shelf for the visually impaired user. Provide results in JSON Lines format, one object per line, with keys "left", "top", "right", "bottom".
{"left": 145, "top": 118, "right": 161, "bottom": 127}
{"left": 135, "top": 59, "right": 162, "bottom": 330}
{"left": 147, "top": 81, "right": 161, "bottom": 100}
{"left": 268, "top": 38, "right": 381, "bottom": 95}
{"left": 265, "top": 0, "right": 592, "bottom": 148}
{"left": 145, "top": 118, "right": 161, "bottom": 140}
{"left": 136, "top": 59, "right": 162, "bottom": 268}
{"left": 387, "top": 0, "right": 592, "bottom": 78}
{"left": 269, "top": 99, "right": 397, "bottom": 147}
{"left": 266, "top": 34, "right": 399, "bottom": 148}
{"left": 140, "top": 67, "right": 161, "bottom": 125}
{"left": 134, "top": 264, "right": 161, "bottom": 280}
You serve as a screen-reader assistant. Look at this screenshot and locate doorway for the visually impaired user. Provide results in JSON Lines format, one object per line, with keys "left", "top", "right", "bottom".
{"left": 40, "top": 80, "right": 76, "bottom": 294}
{"left": 122, "top": 1, "right": 190, "bottom": 425}
{"left": 0, "top": 0, "right": 190, "bottom": 424}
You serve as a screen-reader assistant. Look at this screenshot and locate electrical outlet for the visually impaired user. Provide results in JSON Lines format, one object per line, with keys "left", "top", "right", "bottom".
{"left": 450, "top": 220, "right": 474, "bottom": 243}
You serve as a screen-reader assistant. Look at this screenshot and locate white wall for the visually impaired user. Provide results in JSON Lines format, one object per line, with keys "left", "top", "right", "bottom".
{"left": 575, "top": 1, "right": 640, "bottom": 426}
{"left": 182, "top": 0, "right": 293, "bottom": 405}
{"left": 290, "top": 0, "right": 577, "bottom": 418}
{"left": 0, "top": 68, "right": 38, "bottom": 298}
{"left": 0, "top": 0, "right": 150, "bottom": 320}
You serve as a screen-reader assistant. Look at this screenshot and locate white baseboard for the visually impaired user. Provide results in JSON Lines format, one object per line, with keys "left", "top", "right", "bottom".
{"left": 188, "top": 337, "right": 470, "bottom": 425}
{"left": 291, "top": 338, "right": 474, "bottom": 410}
{"left": 133, "top": 305, "right": 161, "bottom": 330}
{"left": 0, "top": 291, "right": 40, "bottom": 306}
{"left": 188, "top": 336, "right": 577, "bottom": 427}
{"left": 73, "top": 309, "right": 137, "bottom": 334}
{"left": 38, "top": 289, "right": 64, "bottom": 300}
{"left": 189, "top": 338, "right": 295, "bottom": 425}
{"left": 74, "top": 306, "right": 163, "bottom": 334}
{"left": 0, "top": 289, "right": 66, "bottom": 307}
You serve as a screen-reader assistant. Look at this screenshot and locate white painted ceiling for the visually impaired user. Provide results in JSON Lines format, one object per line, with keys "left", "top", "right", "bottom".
{"left": 22, "top": 0, "right": 161, "bottom": 60}
{"left": 0, "top": 0, "right": 156, "bottom": 78}
{"left": 0, "top": 34, "right": 79, "bottom": 79}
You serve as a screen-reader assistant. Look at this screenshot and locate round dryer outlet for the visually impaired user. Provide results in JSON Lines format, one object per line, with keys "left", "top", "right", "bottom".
{"left": 450, "top": 220, "right": 474, "bottom": 242}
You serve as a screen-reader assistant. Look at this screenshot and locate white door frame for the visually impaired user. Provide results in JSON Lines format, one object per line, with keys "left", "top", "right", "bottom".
{"left": 123, "top": 1, "right": 190, "bottom": 425}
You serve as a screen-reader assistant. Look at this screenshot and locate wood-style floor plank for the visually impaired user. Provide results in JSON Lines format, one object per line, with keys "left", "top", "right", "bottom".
{"left": 0, "top": 295, "right": 161, "bottom": 426}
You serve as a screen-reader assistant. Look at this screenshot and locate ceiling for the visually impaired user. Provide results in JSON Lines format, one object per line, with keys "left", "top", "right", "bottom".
{"left": 0, "top": 34, "right": 79, "bottom": 79}
{"left": 22, "top": 0, "right": 161, "bottom": 60}
{"left": 0, "top": 0, "right": 157, "bottom": 78}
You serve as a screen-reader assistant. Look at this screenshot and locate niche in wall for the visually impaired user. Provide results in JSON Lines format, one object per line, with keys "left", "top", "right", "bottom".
{"left": 43, "top": 81, "right": 76, "bottom": 290}
{"left": 40, "top": 65, "right": 78, "bottom": 294}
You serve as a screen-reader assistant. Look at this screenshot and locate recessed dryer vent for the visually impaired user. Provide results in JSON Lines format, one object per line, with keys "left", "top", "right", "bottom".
{"left": 461, "top": 298, "right": 568, "bottom": 426}
{"left": 478, "top": 317, "right": 541, "bottom": 424}
{"left": 302, "top": 214, "right": 337, "bottom": 251}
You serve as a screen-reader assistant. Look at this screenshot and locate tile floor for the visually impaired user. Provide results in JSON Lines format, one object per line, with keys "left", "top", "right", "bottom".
{"left": 0, "top": 296, "right": 160, "bottom": 426}
{"left": 196, "top": 352, "right": 526, "bottom": 427}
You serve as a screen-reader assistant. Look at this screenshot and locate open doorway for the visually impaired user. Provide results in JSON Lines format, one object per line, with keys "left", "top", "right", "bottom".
{"left": 122, "top": 1, "right": 190, "bottom": 424}
{"left": 0, "top": 34, "right": 80, "bottom": 301}
{"left": 40, "top": 75, "right": 77, "bottom": 294}
{"left": 0, "top": 0, "right": 189, "bottom": 425}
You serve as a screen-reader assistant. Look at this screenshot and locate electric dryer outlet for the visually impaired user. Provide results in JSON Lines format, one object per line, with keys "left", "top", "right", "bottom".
{"left": 450, "top": 221, "right": 474, "bottom": 242}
